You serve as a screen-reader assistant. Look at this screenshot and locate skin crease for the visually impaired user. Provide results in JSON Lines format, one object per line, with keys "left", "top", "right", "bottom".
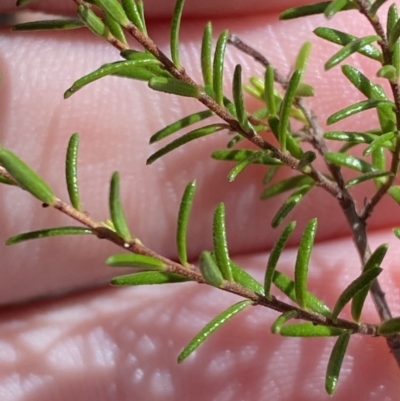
{"left": 1, "top": 0, "right": 400, "bottom": 399}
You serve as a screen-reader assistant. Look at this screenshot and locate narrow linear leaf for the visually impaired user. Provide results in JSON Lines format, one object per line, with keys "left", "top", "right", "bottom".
{"left": 233, "top": 65, "right": 251, "bottom": 132}
{"left": 273, "top": 271, "right": 331, "bottom": 317}
{"left": 264, "top": 65, "right": 277, "bottom": 116}
{"left": 388, "top": 17, "right": 400, "bottom": 51}
{"left": 387, "top": 4, "right": 400, "bottom": 77}
{"left": 371, "top": 147, "right": 387, "bottom": 188}
{"left": 294, "top": 218, "right": 317, "bottom": 310}
{"left": 147, "top": 123, "right": 227, "bottom": 164}
{"left": 323, "top": 131, "right": 376, "bottom": 143}
{"left": 364, "top": 131, "right": 396, "bottom": 156}
{"left": 148, "top": 77, "right": 200, "bottom": 98}
{"left": 263, "top": 165, "right": 280, "bottom": 185}
{"left": 388, "top": 185, "right": 400, "bottom": 205}
{"left": 111, "top": 271, "right": 188, "bottom": 286}
{"left": 324, "top": 0, "right": 351, "bottom": 18}
{"left": 370, "top": 0, "right": 389, "bottom": 16}
{"left": 295, "top": 83, "right": 315, "bottom": 97}
{"left": 201, "top": 22, "right": 213, "bottom": 87}
{"left": 213, "top": 203, "right": 233, "bottom": 281}
{"left": 106, "top": 253, "right": 166, "bottom": 270}
{"left": 227, "top": 152, "right": 262, "bottom": 182}
{"left": 135, "top": 0, "right": 147, "bottom": 34}
{"left": 6, "top": 227, "right": 92, "bottom": 245}
{"left": 109, "top": 172, "right": 132, "bottom": 241}
{"left": 0, "top": 149, "right": 56, "bottom": 206}
{"left": 261, "top": 175, "right": 314, "bottom": 199}
{"left": 280, "top": 323, "right": 343, "bottom": 337}
{"left": 271, "top": 185, "right": 314, "bottom": 228}
{"left": 378, "top": 317, "right": 400, "bottom": 336}
{"left": 314, "top": 27, "right": 382, "bottom": 62}
{"left": 170, "top": 0, "right": 185, "bottom": 67}
{"left": 345, "top": 171, "right": 391, "bottom": 188}
{"left": 177, "top": 180, "right": 196, "bottom": 266}
{"left": 280, "top": 2, "right": 357, "bottom": 20}
{"left": 325, "top": 152, "right": 377, "bottom": 173}
{"left": 121, "top": 0, "right": 145, "bottom": 32}
{"left": 213, "top": 30, "right": 229, "bottom": 105}
{"left": 65, "top": 133, "right": 82, "bottom": 211}
{"left": 177, "top": 300, "right": 252, "bottom": 362}
{"left": 231, "top": 260, "right": 264, "bottom": 295}
{"left": 351, "top": 243, "right": 388, "bottom": 321}
{"left": 325, "top": 35, "right": 381, "bottom": 70}
{"left": 332, "top": 268, "right": 382, "bottom": 322}
{"left": 279, "top": 70, "right": 302, "bottom": 152}
{"left": 150, "top": 110, "right": 213, "bottom": 143}
{"left": 294, "top": 42, "right": 312, "bottom": 76}
{"left": 264, "top": 221, "right": 297, "bottom": 300}
{"left": 341, "top": 65, "right": 387, "bottom": 100}
{"left": 226, "top": 134, "right": 243, "bottom": 148}
{"left": 377, "top": 65, "right": 398, "bottom": 82}
{"left": 65, "top": 57, "right": 159, "bottom": 97}
{"left": 199, "top": 251, "right": 224, "bottom": 287}
{"left": 93, "top": 0, "right": 130, "bottom": 27}
{"left": 77, "top": 5, "right": 110, "bottom": 38}
{"left": 325, "top": 331, "right": 351, "bottom": 395}
{"left": 104, "top": 12, "right": 127, "bottom": 44}
{"left": 271, "top": 311, "right": 298, "bottom": 334}
{"left": 13, "top": 19, "right": 84, "bottom": 31}
{"left": 212, "top": 149, "right": 282, "bottom": 166}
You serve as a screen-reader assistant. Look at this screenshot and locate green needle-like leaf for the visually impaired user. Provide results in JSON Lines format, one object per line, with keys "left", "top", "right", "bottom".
{"left": 65, "top": 133, "right": 82, "bottom": 211}
{"left": 111, "top": 271, "right": 188, "bottom": 286}
{"left": 325, "top": 152, "right": 377, "bottom": 173}
{"left": 324, "top": 0, "right": 350, "bottom": 18}
{"left": 332, "top": 268, "right": 382, "bottom": 322}
{"left": 370, "top": 0, "right": 389, "bottom": 16}
{"left": 201, "top": 22, "right": 213, "bottom": 87}
{"left": 325, "top": 35, "right": 381, "bottom": 70}
{"left": 271, "top": 185, "right": 314, "bottom": 228}
{"left": 265, "top": 221, "right": 296, "bottom": 300}
{"left": 388, "top": 185, "right": 400, "bottom": 205}
{"left": 147, "top": 123, "right": 227, "bottom": 164}
{"left": 177, "top": 181, "right": 196, "bottom": 266}
{"left": 378, "top": 317, "right": 400, "bottom": 336}
{"left": 233, "top": 65, "right": 251, "bottom": 132}
{"left": 377, "top": 65, "right": 398, "bottom": 82}
{"left": 170, "top": 0, "right": 185, "bottom": 67}
{"left": 280, "top": 1, "right": 357, "bottom": 19}
{"left": 13, "top": 19, "right": 84, "bottom": 31}
{"left": 177, "top": 300, "right": 252, "bottom": 362}
{"left": 135, "top": 0, "right": 147, "bottom": 34}
{"left": 199, "top": 251, "right": 224, "bottom": 287}
{"left": 6, "top": 227, "right": 93, "bottom": 245}
{"left": 65, "top": 57, "right": 159, "bottom": 97}
{"left": 279, "top": 70, "right": 302, "bottom": 152}
{"left": 363, "top": 131, "right": 396, "bottom": 156}
{"left": 212, "top": 149, "right": 282, "bottom": 165}
{"left": 213, "top": 30, "right": 229, "bottom": 105}
{"left": 109, "top": 172, "right": 132, "bottom": 241}
{"left": 261, "top": 175, "right": 314, "bottom": 199}
{"left": 387, "top": 4, "right": 400, "bottom": 77}
{"left": 106, "top": 253, "right": 166, "bottom": 270}
{"left": 150, "top": 110, "right": 213, "bottom": 143}
{"left": 227, "top": 152, "right": 263, "bottom": 182}
{"left": 345, "top": 171, "right": 391, "bottom": 188}
{"left": 294, "top": 41, "right": 312, "bottom": 76}
{"left": 351, "top": 244, "right": 388, "bottom": 322}
{"left": 273, "top": 271, "right": 331, "bottom": 317}
{"left": 148, "top": 77, "right": 200, "bottom": 98}
{"left": 213, "top": 203, "right": 233, "bottom": 281}
{"left": 325, "top": 331, "right": 351, "bottom": 395}
{"left": 280, "top": 323, "right": 343, "bottom": 337}
{"left": 264, "top": 65, "right": 277, "bottom": 116}
{"left": 271, "top": 311, "right": 298, "bottom": 334}
{"left": 371, "top": 148, "right": 386, "bottom": 186}
{"left": 294, "top": 218, "right": 317, "bottom": 310}
{"left": 388, "top": 17, "right": 400, "bottom": 51}
{"left": 0, "top": 149, "right": 56, "bottom": 206}
{"left": 93, "top": 0, "right": 130, "bottom": 27}
{"left": 327, "top": 99, "right": 392, "bottom": 125}
{"left": 314, "top": 27, "right": 382, "bottom": 62}
{"left": 121, "top": 0, "right": 146, "bottom": 32}
{"left": 104, "top": 12, "right": 127, "bottom": 44}
{"left": 77, "top": 5, "right": 110, "bottom": 38}
{"left": 231, "top": 260, "right": 264, "bottom": 294}
{"left": 323, "top": 131, "right": 376, "bottom": 143}
{"left": 341, "top": 65, "right": 387, "bottom": 100}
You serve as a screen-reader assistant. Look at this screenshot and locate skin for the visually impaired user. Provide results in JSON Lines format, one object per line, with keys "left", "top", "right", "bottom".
{"left": 0, "top": 0, "right": 400, "bottom": 399}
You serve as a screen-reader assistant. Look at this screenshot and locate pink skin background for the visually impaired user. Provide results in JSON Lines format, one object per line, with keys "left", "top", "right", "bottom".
{"left": 1, "top": 0, "right": 400, "bottom": 399}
